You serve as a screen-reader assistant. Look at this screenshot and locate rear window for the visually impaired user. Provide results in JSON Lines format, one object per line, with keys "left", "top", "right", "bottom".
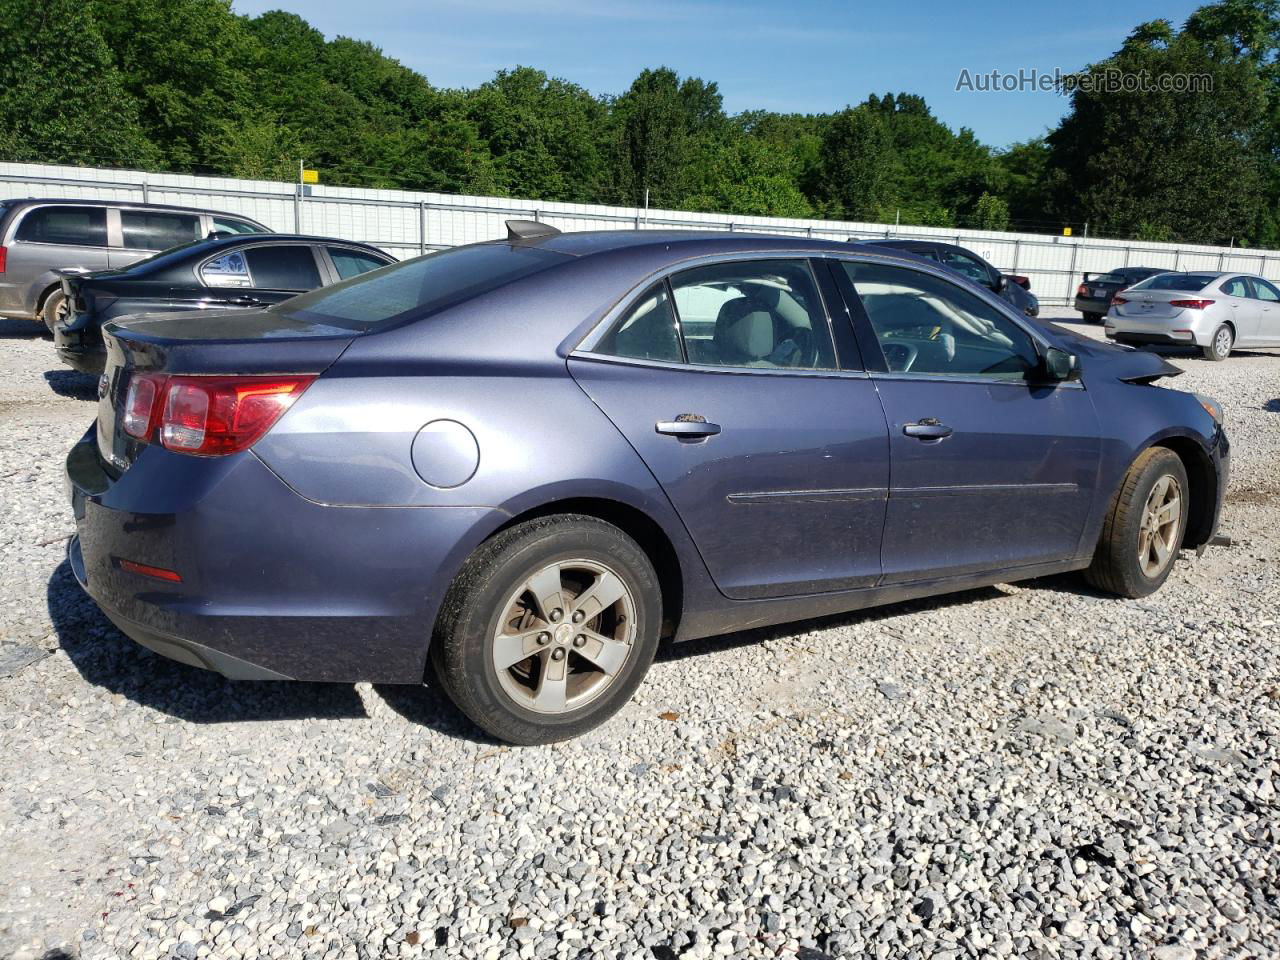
{"left": 274, "top": 243, "right": 568, "bottom": 331}
{"left": 15, "top": 206, "right": 108, "bottom": 246}
{"left": 1130, "top": 273, "right": 1214, "bottom": 292}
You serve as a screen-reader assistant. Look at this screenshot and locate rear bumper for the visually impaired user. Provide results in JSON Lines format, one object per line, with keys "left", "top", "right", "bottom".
{"left": 1074, "top": 296, "right": 1111, "bottom": 314}
{"left": 54, "top": 322, "right": 106, "bottom": 373}
{"left": 65, "top": 429, "right": 497, "bottom": 683}
{"left": 1105, "top": 330, "right": 1201, "bottom": 348}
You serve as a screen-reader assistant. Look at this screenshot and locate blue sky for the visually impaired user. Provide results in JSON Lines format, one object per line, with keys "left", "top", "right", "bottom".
{"left": 232, "top": 0, "right": 1206, "bottom": 148}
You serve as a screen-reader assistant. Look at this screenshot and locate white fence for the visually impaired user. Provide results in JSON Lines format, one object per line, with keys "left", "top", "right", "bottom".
{"left": 3, "top": 161, "right": 1278, "bottom": 306}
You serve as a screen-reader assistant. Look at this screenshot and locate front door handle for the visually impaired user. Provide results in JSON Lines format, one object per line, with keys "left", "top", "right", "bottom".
{"left": 656, "top": 415, "right": 721, "bottom": 438}
{"left": 903, "top": 418, "right": 953, "bottom": 441}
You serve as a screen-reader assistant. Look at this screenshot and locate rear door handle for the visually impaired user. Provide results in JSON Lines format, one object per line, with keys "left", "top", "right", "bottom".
{"left": 903, "top": 418, "right": 953, "bottom": 441}
{"left": 656, "top": 416, "right": 721, "bottom": 438}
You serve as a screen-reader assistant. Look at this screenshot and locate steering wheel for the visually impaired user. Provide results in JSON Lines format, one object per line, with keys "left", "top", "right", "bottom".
{"left": 881, "top": 341, "right": 918, "bottom": 372}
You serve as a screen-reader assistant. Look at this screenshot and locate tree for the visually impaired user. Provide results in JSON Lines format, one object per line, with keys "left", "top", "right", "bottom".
{"left": 972, "top": 192, "right": 1011, "bottom": 231}
{"left": 1046, "top": 16, "right": 1269, "bottom": 244}
{"left": 0, "top": 0, "right": 156, "bottom": 167}
{"left": 818, "top": 106, "right": 895, "bottom": 220}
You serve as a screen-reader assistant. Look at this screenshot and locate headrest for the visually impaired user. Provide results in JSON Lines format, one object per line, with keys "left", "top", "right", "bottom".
{"left": 715, "top": 297, "right": 775, "bottom": 360}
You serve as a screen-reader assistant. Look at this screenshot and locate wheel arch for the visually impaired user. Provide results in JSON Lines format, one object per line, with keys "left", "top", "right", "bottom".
{"left": 485, "top": 496, "right": 685, "bottom": 640}
{"left": 1150, "top": 434, "right": 1217, "bottom": 549}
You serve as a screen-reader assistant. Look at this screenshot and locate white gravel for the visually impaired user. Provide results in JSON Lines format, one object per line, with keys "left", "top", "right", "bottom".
{"left": 1, "top": 313, "right": 1277, "bottom": 960}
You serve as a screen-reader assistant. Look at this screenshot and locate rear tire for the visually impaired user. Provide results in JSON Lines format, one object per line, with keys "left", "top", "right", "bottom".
{"left": 1085, "top": 448, "right": 1188, "bottom": 598}
{"left": 430, "top": 515, "right": 661, "bottom": 745}
{"left": 41, "top": 289, "right": 68, "bottom": 334}
{"left": 1202, "top": 324, "right": 1233, "bottom": 361}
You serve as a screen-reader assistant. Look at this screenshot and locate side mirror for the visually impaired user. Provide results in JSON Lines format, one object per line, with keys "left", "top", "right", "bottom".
{"left": 992, "top": 274, "right": 1008, "bottom": 293}
{"left": 1043, "top": 346, "right": 1079, "bottom": 381}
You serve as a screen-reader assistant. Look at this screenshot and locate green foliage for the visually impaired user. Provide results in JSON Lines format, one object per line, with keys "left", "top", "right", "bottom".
{"left": 0, "top": 0, "right": 1275, "bottom": 247}
{"left": 0, "top": 0, "right": 156, "bottom": 166}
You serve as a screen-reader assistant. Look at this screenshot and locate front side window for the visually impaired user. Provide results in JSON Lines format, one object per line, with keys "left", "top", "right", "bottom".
{"left": 842, "top": 261, "right": 1039, "bottom": 379}
{"left": 15, "top": 206, "right": 108, "bottom": 246}
{"left": 1221, "top": 277, "right": 1250, "bottom": 298}
{"left": 120, "top": 211, "right": 202, "bottom": 251}
{"left": 327, "top": 247, "right": 390, "bottom": 280}
{"left": 201, "top": 251, "right": 251, "bottom": 288}
{"left": 212, "top": 216, "right": 266, "bottom": 235}
{"left": 938, "top": 248, "right": 993, "bottom": 286}
{"left": 669, "top": 260, "right": 837, "bottom": 370}
{"left": 244, "top": 245, "right": 321, "bottom": 289}
{"left": 1250, "top": 278, "right": 1280, "bottom": 302}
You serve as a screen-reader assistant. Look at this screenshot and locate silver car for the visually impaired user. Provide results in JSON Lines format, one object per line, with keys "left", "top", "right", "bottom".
{"left": 0, "top": 198, "right": 270, "bottom": 330}
{"left": 1105, "top": 271, "right": 1280, "bottom": 360}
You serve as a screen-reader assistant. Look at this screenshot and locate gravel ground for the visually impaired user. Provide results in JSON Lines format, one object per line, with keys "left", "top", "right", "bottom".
{"left": 1, "top": 311, "right": 1277, "bottom": 960}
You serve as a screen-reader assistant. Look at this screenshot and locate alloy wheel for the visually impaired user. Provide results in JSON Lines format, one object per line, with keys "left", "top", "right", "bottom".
{"left": 490, "top": 559, "right": 637, "bottom": 714}
{"left": 1213, "top": 326, "right": 1232, "bottom": 358}
{"left": 1137, "top": 474, "right": 1182, "bottom": 578}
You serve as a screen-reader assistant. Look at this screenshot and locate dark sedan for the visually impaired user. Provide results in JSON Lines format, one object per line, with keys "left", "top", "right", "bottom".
{"left": 53, "top": 234, "right": 394, "bottom": 373}
{"left": 66, "top": 224, "right": 1229, "bottom": 744}
{"left": 1075, "top": 266, "right": 1164, "bottom": 322}
{"left": 862, "top": 238, "right": 1039, "bottom": 317}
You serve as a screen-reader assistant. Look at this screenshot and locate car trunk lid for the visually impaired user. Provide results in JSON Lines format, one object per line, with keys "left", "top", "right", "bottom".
{"left": 1111, "top": 289, "right": 1212, "bottom": 319}
{"left": 97, "top": 309, "right": 355, "bottom": 472}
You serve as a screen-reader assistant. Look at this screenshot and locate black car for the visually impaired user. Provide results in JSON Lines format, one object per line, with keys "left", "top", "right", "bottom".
{"left": 54, "top": 234, "right": 394, "bottom": 374}
{"left": 1074, "top": 266, "right": 1164, "bottom": 322}
{"left": 861, "top": 238, "right": 1039, "bottom": 318}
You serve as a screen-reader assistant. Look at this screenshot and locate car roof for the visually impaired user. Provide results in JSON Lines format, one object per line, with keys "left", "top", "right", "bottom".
{"left": 502, "top": 228, "right": 912, "bottom": 262}
{"left": 1, "top": 196, "right": 267, "bottom": 224}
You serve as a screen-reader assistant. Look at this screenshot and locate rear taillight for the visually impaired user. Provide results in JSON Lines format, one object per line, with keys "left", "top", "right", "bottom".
{"left": 0, "top": 245, "right": 7, "bottom": 274}
{"left": 122, "top": 373, "right": 165, "bottom": 439}
{"left": 122, "top": 374, "right": 314, "bottom": 456}
{"left": 1077, "top": 283, "right": 1089, "bottom": 296}
{"left": 1170, "top": 299, "right": 1214, "bottom": 310}
{"left": 1112, "top": 296, "right": 1128, "bottom": 306}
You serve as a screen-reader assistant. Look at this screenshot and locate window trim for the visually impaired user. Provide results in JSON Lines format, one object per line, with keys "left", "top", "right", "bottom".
{"left": 828, "top": 253, "right": 1080, "bottom": 389}
{"left": 572, "top": 252, "right": 856, "bottom": 376}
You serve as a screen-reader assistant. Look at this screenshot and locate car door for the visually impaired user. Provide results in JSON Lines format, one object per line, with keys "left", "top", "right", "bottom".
{"left": 831, "top": 257, "right": 1102, "bottom": 584}
{"left": 8, "top": 205, "right": 111, "bottom": 310}
{"left": 1247, "top": 277, "right": 1280, "bottom": 345}
{"left": 1219, "top": 276, "right": 1261, "bottom": 345}
{"left": 570, "top": 257, "right": 890, "bottom": 600}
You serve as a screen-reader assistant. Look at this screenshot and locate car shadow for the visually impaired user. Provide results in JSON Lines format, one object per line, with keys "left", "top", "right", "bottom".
{"left": 47, "top": 559, "right": 369, "bottom": 724}
{"left": 0, "top": 314, "right": 47, "bottom": 339}
{"left": 655, "top": 582, "right": 1017, "bottom": 664}
{"left": 374, "top": 681, "right": 499, "bottom": 745}
{"left": 43, "top": 369, "right": 98, "bottom": 401}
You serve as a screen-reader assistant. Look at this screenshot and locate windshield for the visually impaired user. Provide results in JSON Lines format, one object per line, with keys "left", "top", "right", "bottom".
{"left": 1130, "top": 273, "right": 1215, "bottom": 292}
{"left": 274, "top": 242, "right": 569, "bottom": 331}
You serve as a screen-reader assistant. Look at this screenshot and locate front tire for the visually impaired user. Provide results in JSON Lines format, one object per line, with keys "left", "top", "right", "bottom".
{"left": 1202, "top": 323, "right": 1233, "bottom": 361}
{"left": 431, "top": 515, "right": 661, "bottom": 745}
{"left": 1085, "top": 448, "right": 1188, "bottom": 598}
{"left": 42, "top": 289, "right": 68, "bottom": 334}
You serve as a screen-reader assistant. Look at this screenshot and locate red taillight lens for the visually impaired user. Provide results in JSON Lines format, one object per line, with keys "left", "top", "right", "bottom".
{"left": 123, "top": 373, "right": 166, "bottom": 439}
{"left": 1111, "top": 296, "right": 1128, "bottom": 306}
{"left": 0, "top": 245, "right": 7, "bottom": 274}
{"left": 116, "top": 558, "right": 182, "bottom": 583}
{"left": 1077, "top": 283, "right": 1089, "bottom": 296}
{"left": 1169, "top": 299, "right": 1214, "bottom": 310}
{"left": 158, "top": 375, "right": 315, "bottom": 456}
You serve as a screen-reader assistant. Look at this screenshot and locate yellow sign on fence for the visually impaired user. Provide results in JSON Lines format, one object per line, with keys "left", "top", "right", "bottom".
{"left": 1062, "top": 226, "right": 1072, "bottom": 237}
{"left": 301, "top": 169, "right": 319, "bottom": 184}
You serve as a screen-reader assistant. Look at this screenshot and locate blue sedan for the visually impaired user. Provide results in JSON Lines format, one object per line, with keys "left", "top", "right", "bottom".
{"left": 65, "top": 223, "right": 1229, "bottom": 743}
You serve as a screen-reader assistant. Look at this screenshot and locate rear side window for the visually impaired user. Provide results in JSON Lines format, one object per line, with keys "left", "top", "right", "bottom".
{"left": 201, "top": 251, "right": 251, "bottom": 288}
{"left": 212, "top": 216, "right": 265, "bottom": 235}
{"left": 15, "top": 206, "right": 108, "bottom": 246}
{"left": 1221, "top": 277, "right": 1250, "bottom": 298}
{"left": 327, "top": 247, "right": 389, "bottom": 280}
{"left": 121, "top": 211, "right": 202, "bottom": 250}
{"left": 598, "top": 283, "right": 683, "bottom": 363}
{"left": 670, "top": 260, "right": 837, "bottom": 370}
{"left": 244, "top": 245, "right": 321, "bottom": 289}
{"left": 275, "top": 243, "right": 568, "bottom": 331}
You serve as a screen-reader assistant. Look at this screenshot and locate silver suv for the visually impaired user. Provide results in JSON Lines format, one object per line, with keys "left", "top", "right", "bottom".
{"left": 0, "top": 198, "right": 270, "bottom": 330}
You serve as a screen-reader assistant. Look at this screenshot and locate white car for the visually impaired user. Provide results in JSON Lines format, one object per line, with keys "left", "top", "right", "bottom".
{"left": 1105, "top": 271, "right": 1280, "bottom": 360}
